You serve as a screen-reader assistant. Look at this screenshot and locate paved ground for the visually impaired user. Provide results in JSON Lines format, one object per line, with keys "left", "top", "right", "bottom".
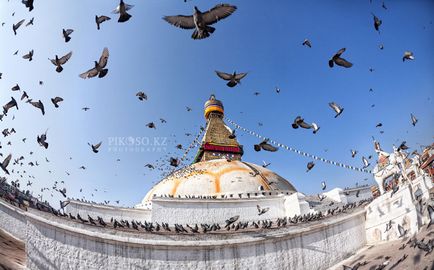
{"left": 0, "top": 229, "right": 25, "bottom": 270}
{"left": 331, "top": 226, "right": 434, "bottom": 270}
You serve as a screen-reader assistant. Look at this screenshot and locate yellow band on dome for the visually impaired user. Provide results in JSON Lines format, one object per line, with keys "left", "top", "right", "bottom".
{"left": 204, "top": 105, "right": 224, "bottom": 118}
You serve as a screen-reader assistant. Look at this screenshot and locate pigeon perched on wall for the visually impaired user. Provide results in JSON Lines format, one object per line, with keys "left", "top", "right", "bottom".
{"left": 397, "top": 224, "right": 407, "bottom": 238}
{"left": 13, "top": 19, "right": 25, "bottom": 35}
{"left": 428, "top": 205, "right": 434, "bottom": 228}
{"left": 112, "top": 0, "right": 134, "bottom": 23}
{"left": 215, "top": 71, "right": 247, "bottom": 87}
{"left": 22, "top": 50, "right": 34, "bottom": 61}
{"left": 163, "top": 4, "right": 237, "bottom": 39}
{"left": 95, "top": 15, "right": 111, "bottom": 30}
{"left": 402, "top": 51, "right": 414, "bottom": 61}
{"left": 328, "top": 102, "right": 344, "bottom": 117}
{"left": 329, "top": 48, "right": 353, "bottom": 68}
{"left": 254, "top": 139, "right": 278, "bottom": 152}
{"left": 49, "top": 51, "right": 72, "bottom": 72}
{"left": 62, "top": 29, "right": 74, "bottom": 42}
{"left": 88, "top": 142, "right": 102, "bottom": 153}
{"left": 79, "top": 47, "right": 109, "bottom": 79}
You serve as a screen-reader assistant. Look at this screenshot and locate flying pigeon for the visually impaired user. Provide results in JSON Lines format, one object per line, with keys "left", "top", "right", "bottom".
{"left": 372, "top": 13, "right": 382, "bottom": 32}
{"left": 163, "top": 4, "right": 237, "bottom": 40}
{"left": 62, "top": 29, "right": 74, "bottom": 42}
{"left": 410, "top": 114, "right": 418, "bottom": 126}
{"left": 262, "top": 161, "right": 271, "bottom": 168}
{"left": 88, "top": 142, "right": 102, "bottom": 153}
{"left": 275, "top": 87, "right": 280, "bottom": 93}
{"left": 37, "top": 131, "right": 49, "bottom": 149}
{"left": 362, "top": 156, "right": 370, "bottom": 168}
{"left": 25, "top": 17, "right": 34, "bottom": 27}
{"left": 112, "top": 0, "right": 133, "bottom": 23}
{"left": 146, "top": 122, "right": 156, "bottom": 129}
{"left": 402, "top": 51, "right": 414, "bottom": 61}
{"left": 136, "top": 92, "right": 147, "bottom": 101}
{"left": 22, "top": 50, "right": 34, "bottom": 61}
{"left": 398, "top": 141, "right": 409, "bottom": 151}
{"left": 254, "top": 139, "right": 278, "bottom": 152}
{"left": 79, "top": 47, "right": 109, "bottom": 79}
{"left": 312, "top": 123, "right": 320, "bottom": 134}
{"left": 329, "top": 48, "right": 353, "bottom": 68}
{"left": 328, "top": 102, "right": 344, "bottom": 117}
{"left": 22, "top": 0, "right": 34, "bottom": 12}
{"left": 215, "top": 71, "right": 247, "bottom": 87}
{"left": 82, "top": 107, "right": 90, "bottom": 111}
{"left": 11, "top": 84, "right": 20, "bottom": 91}
{"left": 306, "top": 161, "right": 315, "bottom": 172}
{"left": 228, "top": 129, "right": 236, "bottom": 139}
{"left": 169, "top": 157, "right": 180, "bottom": 167}
{"left": 257, "top": 205, "right": 270, "bottom": 216}
{"left": 376, "top": 123, "right": 383, "bottom": 128}
{"left": 144, "top": 164, "right": 155, "bottom": 169}
{"left": 382, "top": 2, "right": 387, "bottom": 9}
{"left": 27, "top": 99, "right": 45, "bottom": 115}
{"left": 291, "top": 116, "right": 312, "bottom": 129}
{"left": 3, "top": 97, "right": 19, "bottom": 115}
{"left": 13, "top": 19, "right": 25, "bottom": 35}
{"left": 351, "top": 150, "right": 357, "bottom": 158}
{"left": 321, "top": 181, "right": 326, "bottom": 190}
{"left": 49, "top": 51, "right": 72, "bottom": 72}
{"left": 51, "top": 97, "right": 64, "bottom": 108}
{"left": 95, "top": 15, "right": 111, "bottom": 30}
{"left": 0, "top": 154, "right": 12, "bottom": 175}
{"left": 302, "top": 39, "right": 312, "bottom": 48}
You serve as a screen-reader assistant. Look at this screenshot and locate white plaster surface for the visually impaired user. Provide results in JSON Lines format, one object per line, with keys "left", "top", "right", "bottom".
{"left": 0, "top": 199, "right": 367, "bottom": 270}
{"left": 65, "top": 200, "right": 152, "bottom": 222}
{"left": 151, "top": 195, "right": 286, "bottom": 224}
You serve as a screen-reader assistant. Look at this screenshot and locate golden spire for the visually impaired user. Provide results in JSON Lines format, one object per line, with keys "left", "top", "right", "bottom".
{"left": 193, "top": 95, "right": 243, "bottom": 163}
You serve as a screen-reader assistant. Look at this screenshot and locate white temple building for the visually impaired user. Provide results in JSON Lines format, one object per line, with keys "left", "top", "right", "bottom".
{"left": 0, "top": 95, "right": 432, "bottom": 270}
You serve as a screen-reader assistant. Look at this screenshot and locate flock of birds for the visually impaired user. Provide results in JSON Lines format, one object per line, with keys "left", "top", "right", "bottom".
{"left": 0, "top": 0, "right": 430, "bottom": 211}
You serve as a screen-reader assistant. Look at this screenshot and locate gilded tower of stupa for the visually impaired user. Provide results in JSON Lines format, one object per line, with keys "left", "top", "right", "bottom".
{"left": 193, "top": 95, "right": 243, "bottom": 163}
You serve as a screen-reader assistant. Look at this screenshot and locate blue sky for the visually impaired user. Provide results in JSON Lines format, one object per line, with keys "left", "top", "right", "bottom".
{"left": 0, "top": 0, "right": 433, "bottom": 207}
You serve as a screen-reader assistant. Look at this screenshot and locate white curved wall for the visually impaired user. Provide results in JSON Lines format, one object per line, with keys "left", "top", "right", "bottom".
{"left": 0, "top": 199, "right": 367, "bottom": 270}
{"left": 65, "top": 200, "right": 151, "bottom": 222}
